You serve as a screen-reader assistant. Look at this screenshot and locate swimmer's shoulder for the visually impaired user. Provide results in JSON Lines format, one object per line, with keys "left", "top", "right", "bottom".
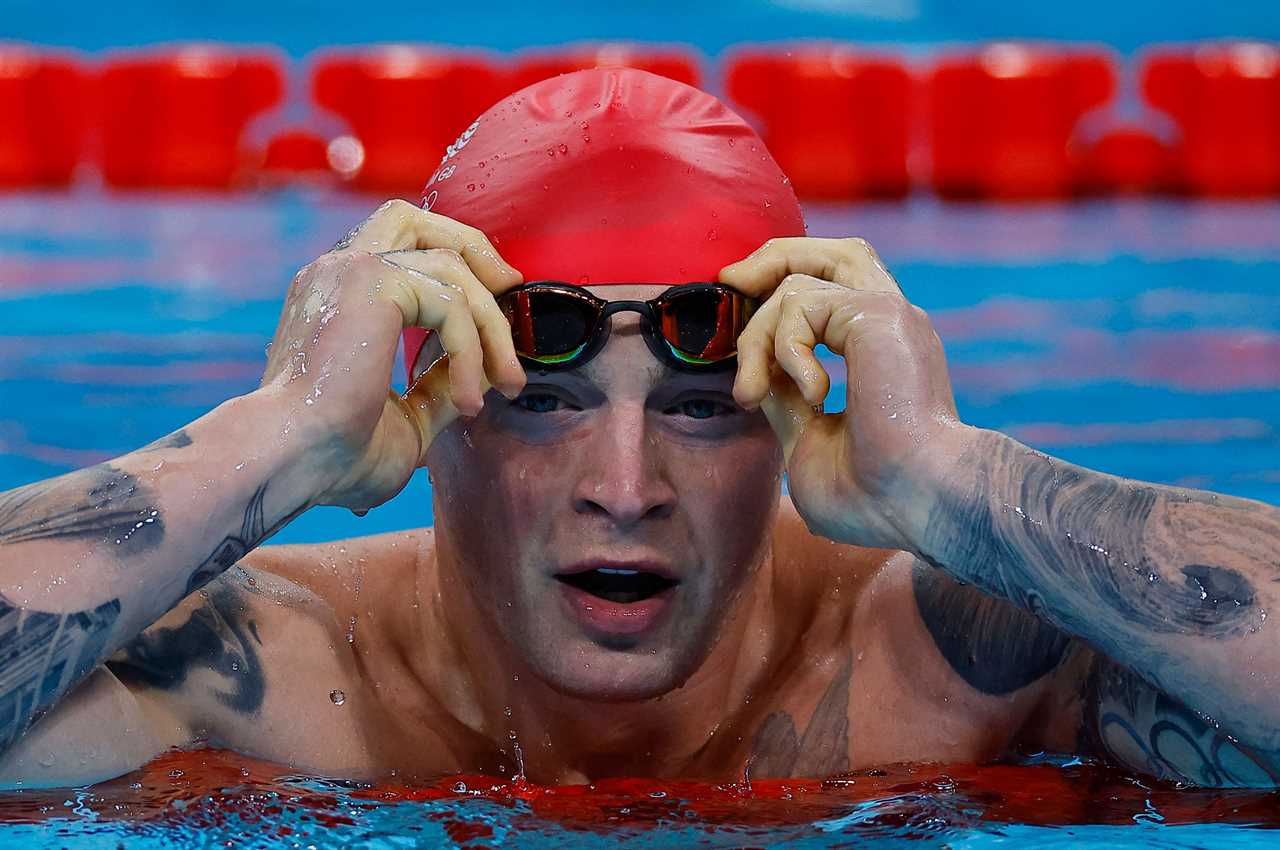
{"left": 247, "top": 526, "right": 433, "bottom": 604}
{"left": 110, "top": 527, "right": 438, "bottom": 758}
{"left": 772, "top": 495, "right": 903, "bottom": 596}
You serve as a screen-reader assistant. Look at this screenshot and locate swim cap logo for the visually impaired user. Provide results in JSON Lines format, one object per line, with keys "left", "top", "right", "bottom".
{"left": 423, "top": 119, "right": 481, "bottom": 210}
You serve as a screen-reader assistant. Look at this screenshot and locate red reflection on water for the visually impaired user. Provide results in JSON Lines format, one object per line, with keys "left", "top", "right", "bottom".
{"left": 0, "top": 748, "right": 1275, "bottom": 835}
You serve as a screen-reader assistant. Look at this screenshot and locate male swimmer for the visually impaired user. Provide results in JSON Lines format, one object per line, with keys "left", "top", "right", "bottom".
{"left": 0, "top": 69, "right": 1278, "bottom": 790}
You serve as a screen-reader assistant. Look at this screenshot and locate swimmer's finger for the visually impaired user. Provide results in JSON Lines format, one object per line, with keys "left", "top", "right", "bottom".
{"left": 774, "top": 286, "right": 832, "bottom": 408}
{"left": 378, "top": 257, "right": 487, "bottom": 416}
{"left": 381, "top": 251, "right": 525, "bottom": 399}
{"left": 758, "top": 363, "right": 819, "bottom": 466}
{"left": 732, "top": 298, "right": 780, "bottom": 410}
{"left": 720, "top": 236, "right": 902, "bottom": 297}
{"left": 336, "top": 200, "right": 523, "bottom": 292}
{"left": 733, "top": 273, "right": 826, "bottom": 408}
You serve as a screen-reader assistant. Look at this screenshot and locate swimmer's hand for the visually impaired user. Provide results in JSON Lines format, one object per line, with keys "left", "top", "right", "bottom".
{"left": 719, "top": 237, "right": 968, "bottom": 551}
{"left": 260, "top": 201, "right": 525, "bottom": 513}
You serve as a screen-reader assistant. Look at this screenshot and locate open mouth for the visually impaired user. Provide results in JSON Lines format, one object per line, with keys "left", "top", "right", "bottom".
{"left": 554, "top": 568, "right": 679, "bottom": 604}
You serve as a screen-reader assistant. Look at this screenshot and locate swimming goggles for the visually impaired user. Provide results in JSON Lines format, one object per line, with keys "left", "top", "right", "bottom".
{"left": 496, "top": 282, "right": 759, "bottom": 373}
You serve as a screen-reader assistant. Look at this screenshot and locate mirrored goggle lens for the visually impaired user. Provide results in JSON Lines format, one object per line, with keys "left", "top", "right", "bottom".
{"left": 657, "top": 289, "right": 754, "bottom": 365}
{"left": 500, "top": 290, "right": 600, "bottom": 364}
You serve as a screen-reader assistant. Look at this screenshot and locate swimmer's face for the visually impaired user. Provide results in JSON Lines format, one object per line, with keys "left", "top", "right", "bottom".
{"left": 428, "top": 284, "right": 783, "bottom": 702}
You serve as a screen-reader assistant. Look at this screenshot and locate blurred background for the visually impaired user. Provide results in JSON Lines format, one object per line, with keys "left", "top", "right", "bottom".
{"left": 1, "top": 1, "right": 1278, "bottom": 544}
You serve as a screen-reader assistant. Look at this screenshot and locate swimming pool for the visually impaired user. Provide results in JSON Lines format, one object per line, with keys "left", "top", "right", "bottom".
{"left": 1, "top": 191, "right": 1278, "bottom": 845}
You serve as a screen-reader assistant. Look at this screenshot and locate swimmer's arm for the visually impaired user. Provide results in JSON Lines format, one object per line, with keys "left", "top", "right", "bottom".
{"left": 910, "top": 427, "right": 1280, "bottom": 786}
{"left": 0, "top": 389, "right": 333, "bottom": 774}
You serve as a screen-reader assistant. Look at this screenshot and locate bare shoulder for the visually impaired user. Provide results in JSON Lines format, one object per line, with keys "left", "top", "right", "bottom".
{"left": 107, "top": 526, "right": 436, "bottom": 762}
{"left": 246, "top": 526, "right": 434, "bottom": 616}
{"left": 771, "top": 496, "right": 900, "bottom": 608}
{"left": 764, "top": 498, "right": 1088, "bottom": 765}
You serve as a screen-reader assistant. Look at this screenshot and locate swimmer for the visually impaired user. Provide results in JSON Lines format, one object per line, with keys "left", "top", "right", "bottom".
{"left": 1, "top": 68, "right": 1278, "bottom": 790}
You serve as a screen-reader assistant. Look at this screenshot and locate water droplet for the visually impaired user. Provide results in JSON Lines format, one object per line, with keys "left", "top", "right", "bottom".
{"left": 557, "top": 143, "right": 568, "bottom": 154}
{"left": 706, "top": 228, "right": 718, "bottom": 241}
{"left": 330, "top": 689, "right": 346, "bottom": 705}
{"left": 452, "top": 780, "right": 468, "bottom": 793}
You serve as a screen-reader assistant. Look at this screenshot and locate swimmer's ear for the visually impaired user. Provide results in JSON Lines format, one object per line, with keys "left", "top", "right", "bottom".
{"left": 758, "top": 362, "right": 820, "bottom": 465}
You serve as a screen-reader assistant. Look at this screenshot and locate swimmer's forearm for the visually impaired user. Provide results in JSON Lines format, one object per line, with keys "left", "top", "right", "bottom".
{"left": 912, "top": 427, "right": 1280, "bottom": 749}
{"left": 0, "top": 388, "right": 329, "bottom": 754}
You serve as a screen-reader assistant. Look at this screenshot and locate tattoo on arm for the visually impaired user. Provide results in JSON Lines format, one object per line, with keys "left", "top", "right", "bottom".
{"left": 0, "top": 596, "right": 121, "bottom": 754}
{"left": 749, "top": 656, "right": 852, "bottom": 778}
{"left": 108, "top": 582, "right": 265, "bottom": 714}
{"left": 911, "top": 560, "right": 1071, "bottom": 696}
{"left": 137, "top": 429, "right": 192, "bottom": 454}
{"left": 105, "top": 481, "right": 304, "bottom": 715}
{"left": 0, "top": 464, "right": 163, "bottom": 553}
{"left": 1084, "top": 655, "right": 1279, "bottom": 788}
{"left": 924, "top": 433, "right": 1269, "bottom": 645}
{"left": 184, "top": 483, "right": 306, "bottom": 597}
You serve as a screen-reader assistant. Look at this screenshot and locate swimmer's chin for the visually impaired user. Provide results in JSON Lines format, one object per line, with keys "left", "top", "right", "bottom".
{"left": 533, "top": 648, "right": 700, "bottom": 704}
{"left": 544, "top": 677, "right": 687, "bottom": 704}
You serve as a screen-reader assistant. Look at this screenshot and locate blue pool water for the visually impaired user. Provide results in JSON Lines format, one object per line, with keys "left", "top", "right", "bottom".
{"left": 0, "top": 192, "right": 1278, "bottom": 846}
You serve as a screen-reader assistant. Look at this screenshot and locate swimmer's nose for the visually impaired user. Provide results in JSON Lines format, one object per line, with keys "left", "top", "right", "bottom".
{"left": 572, "top": 408, "right": 675, "bottom": 527}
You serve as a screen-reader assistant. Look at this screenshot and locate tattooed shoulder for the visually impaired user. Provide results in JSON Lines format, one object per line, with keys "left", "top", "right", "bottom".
{"left": 108, "top": 578, "right": 267, "bottom": 716}
{"left": 911, "top": 560, "right": 1071, "bottom": 696}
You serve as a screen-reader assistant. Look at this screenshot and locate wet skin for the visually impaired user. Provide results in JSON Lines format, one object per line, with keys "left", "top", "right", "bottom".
{"left": 40, "top": 286, "right": 1086, "bottom": 784}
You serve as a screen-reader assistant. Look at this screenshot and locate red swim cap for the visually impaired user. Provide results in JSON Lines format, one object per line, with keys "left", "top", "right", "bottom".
{"left": 403, "top": 67, "right": 805, "bottom": 379}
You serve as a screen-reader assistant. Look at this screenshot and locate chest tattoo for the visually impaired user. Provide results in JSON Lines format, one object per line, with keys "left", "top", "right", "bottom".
{"left": 749, "top": 656, "right": 852, "bottom": 778}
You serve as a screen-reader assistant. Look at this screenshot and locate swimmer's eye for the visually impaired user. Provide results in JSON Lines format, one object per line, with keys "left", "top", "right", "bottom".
{"left": 665, "top": 398, "right": 735, "bottom": 420}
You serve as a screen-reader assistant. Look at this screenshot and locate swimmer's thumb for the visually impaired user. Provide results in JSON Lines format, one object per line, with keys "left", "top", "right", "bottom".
{"left": 759, "top": 364, "right": 820, "bottom": 465}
